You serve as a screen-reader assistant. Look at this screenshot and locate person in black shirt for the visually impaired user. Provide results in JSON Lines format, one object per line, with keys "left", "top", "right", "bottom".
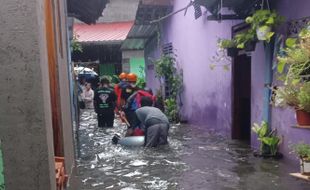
{"left": 94, "top": 77, "right": 116, "bottom": 128}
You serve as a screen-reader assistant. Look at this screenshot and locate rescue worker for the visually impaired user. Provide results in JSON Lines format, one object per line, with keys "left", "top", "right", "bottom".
{"left": 120, "top": 73, "right": 139, "bottom": 127}
{"left": 133, "top": 96, "right": 170, "bottom": 147}
{"left": 121, "top": 73, "right": 138, "bottom": 101}
{"left": 114, "top": 72, "right": 128, "bottom": 110}
{"left": 94, "top": 77, "right": 116, "bottom": 128}
{"left": 124, "top": 87, "right": 156, "bottom": 136}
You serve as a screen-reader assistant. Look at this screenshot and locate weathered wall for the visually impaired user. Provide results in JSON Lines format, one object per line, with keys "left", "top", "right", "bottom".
{"left": 0, "top": 0, "right": 56, "bottom": 189}
{"left": 273, "top": 0, "right": 310, "bottom": 162}
{"left": 145, "top": 37, "right": 162, "bottom": 93}
{"left": 147, "top": 1, "right": 240, "bottom": 135}
{"left": 56, "top": 0, "right": 76, "bottom": 177}
{"left": 145, "top": 0, "right": 310, "bottom": 164}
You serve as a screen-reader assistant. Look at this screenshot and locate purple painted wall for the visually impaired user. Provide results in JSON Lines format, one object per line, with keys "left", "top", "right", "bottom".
{"left": 145, "top": 0, "right": 310, "bottom": 163}
{"left": 145, "top": 37, "right": 161, "bottom": 94}
{"left": 145, "top": 1, "right": 241, "bottom": 136}
{"left": 250, "top": 0, "right": 310, "bottom": 162}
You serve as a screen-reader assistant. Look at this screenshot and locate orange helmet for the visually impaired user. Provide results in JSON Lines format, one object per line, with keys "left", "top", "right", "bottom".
{"left": 127, "top": 73, "right": 137, "bottom": 82}
{"left": 119, "top": 72, "right": 127, "bottom": 80}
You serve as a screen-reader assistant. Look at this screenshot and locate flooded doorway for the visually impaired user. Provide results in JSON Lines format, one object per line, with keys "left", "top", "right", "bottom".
{"left": 232, "top": 54, "right": 251, "bottom": 141}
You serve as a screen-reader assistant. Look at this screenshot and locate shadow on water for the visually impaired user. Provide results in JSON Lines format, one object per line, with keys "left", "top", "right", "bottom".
{"left": 73, "top": 110, "right": 309, "bottom": 190}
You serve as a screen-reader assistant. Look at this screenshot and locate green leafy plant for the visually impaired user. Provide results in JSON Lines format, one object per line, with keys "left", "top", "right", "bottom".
{"left": 218, "top": 39, "right": 237, "bottom": 49}
{"left": 71, "top": 33, "right": 83, "bottom": 53}
{"left": 246, "top": 10, "right": 284, "bottom": 42}
{"left": 273, "top": 84, "right": 300, "bottom": 108}
{"left": 298, "top": 82, "right": 310, "bottom": 113}
{"left": 234, "top": 29, "right": 256, "bottom": 49}
{"left": 277, "top": 25, "right": 310, "bottom": 81}
{"left": 154, "top": 54, "right": 183, "bottom": 122}
{"left": 252, "top": 121, "right": 281, "bottom": 156}
{"left": 136, "top": 66, "right": 146, "bottom": 89}
{"left": 291, "top": 142, "right": 310, "bottom": 161}
{"left": 164, "top": 98, "right": 179, "bottom": 122}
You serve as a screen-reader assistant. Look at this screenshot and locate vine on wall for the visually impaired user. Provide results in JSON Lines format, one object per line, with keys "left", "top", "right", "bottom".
{"left": 154, "top": 54, "right": 183, "bottom": 122}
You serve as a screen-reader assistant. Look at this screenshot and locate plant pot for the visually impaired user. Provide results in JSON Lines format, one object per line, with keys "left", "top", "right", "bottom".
{"left": 256, "top": 26, "right": 272, "bottom": 41}
{"left": 300, "top": 158, "right": 310, "bottom": 175}
{"left": 253, "top": 151, "right": 283, "bottom": 160}
{"left": 226, "top": 48, "right": 239, "bottom": 57}
{"left": 245, "top": 41, "right": 256, "bottom": 52}
{"left": 296, "top": 109, "right": 310, "bottom": 126}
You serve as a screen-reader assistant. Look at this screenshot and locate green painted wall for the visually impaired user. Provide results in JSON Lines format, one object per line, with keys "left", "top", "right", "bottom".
{"left": 129, "top": 58, "right": 145, "bottom": 79}
{"left": 99, "top": 64, "right": 115, "bottom": 76}
{"left": 0, "top": 141, "right": 4, "bottom": 190}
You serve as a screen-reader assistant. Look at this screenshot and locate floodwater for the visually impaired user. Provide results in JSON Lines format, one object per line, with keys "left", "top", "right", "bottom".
{"left": 73, "top": 110, "right": 309, "bottom": 190}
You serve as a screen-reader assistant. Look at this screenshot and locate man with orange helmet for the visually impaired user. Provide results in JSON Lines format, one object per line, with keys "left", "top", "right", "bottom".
{"left": 119, "top": 73, "right": 140, "bottom": 128}
{"left": 114, "top": 72, "right": 128, "bottom": 110}
{"left": 121, "top": 73, "right": 138, "bottom": 102}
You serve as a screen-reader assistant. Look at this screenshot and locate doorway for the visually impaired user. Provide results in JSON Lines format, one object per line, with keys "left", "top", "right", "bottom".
{"left": 232, "top": 54, "right": 251, "bottom": 141}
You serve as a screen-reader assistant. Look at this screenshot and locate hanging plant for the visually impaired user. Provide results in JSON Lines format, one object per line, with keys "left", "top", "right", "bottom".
{"left": 245, "top": 10, "right": 284, "bottom": 42}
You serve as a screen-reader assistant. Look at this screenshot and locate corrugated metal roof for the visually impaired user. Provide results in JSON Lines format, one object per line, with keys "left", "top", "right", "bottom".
{"left": 121, "top": 39, "right": 146, "bottom": 50}
{"left": 74, "top": 21, "right": 134, "bottom": 43}
{"left": 127, "top": 24, "right": 157, "bottom": 38}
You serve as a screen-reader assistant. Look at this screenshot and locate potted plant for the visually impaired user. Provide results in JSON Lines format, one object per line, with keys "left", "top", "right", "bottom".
{"left": 297, "top": 82, "right": 310, "bottom": 125}
{"left": 245, "top": 10, "right": 283, "bottom": 42}
{"left": 218, "top": 39, "right": 239, "bottom": 57}
{"left": 234, "top": 29, "right": 257, "bottom": 52}
{"left": 291, "top": 143, "right": 310, "bottom": 175}
{"left": 275, "top": 25, "right": 310, "bottom": 126}
{"left": 252, "top": 121, "right": 282, "bottom": 158}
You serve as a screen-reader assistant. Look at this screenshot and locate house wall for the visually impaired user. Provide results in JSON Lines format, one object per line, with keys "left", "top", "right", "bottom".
{"left": 0, "top": 0, "right": 56, "bottom": 189}
{"left": 146, "top": 1, "right": 240, "bottom": 135}
{"left": 0, "top": 0, "right": 76, "bottom": 189}
{"left": 251, "top": 0, "right": 310, "bottom": 162}
{"left": 145, "top": 37, "right": 162, "bottom": 93}
{"left": 55, "top": 0, "right": 76, "bottom": 178}
{"left": 146, "top": 0, "right": 310, "bottom": 163}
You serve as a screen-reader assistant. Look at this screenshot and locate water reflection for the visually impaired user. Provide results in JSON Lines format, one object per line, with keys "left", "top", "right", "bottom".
{"left": 74, "top": 110, "right": 309, "bottom": 190}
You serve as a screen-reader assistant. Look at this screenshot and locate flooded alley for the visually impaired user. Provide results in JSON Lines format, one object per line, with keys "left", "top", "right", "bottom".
{"left": 73, "top": 110, "right": 309, "bottom": 190}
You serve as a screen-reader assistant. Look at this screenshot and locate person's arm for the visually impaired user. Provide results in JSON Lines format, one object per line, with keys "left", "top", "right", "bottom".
{"left": 93, "top": 91, "right": 98, "bottom": 113}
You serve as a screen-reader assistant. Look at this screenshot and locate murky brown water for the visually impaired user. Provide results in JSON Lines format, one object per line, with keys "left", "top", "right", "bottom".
{"left": 73, "top": 110, "right": 309, "bottom": 190}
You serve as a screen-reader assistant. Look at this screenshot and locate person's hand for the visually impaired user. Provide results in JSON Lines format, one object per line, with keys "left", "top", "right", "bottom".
{"left": 125, "top": 128, "right": 134, "bottom": 137}
{"left": 119, "top": 111, "right": 125, "bottom": 118}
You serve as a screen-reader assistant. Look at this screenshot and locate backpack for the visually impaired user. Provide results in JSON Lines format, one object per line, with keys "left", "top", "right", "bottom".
{"left": 127, "top": 90, "right": 155, "bottom": 111}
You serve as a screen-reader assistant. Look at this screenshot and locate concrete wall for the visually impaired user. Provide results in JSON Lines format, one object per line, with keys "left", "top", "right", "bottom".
{"left": 56, "top": 0, "right": 76, "bottom": 178}
{"left": 0, "top": 0, "right": 56, "bottom": 189}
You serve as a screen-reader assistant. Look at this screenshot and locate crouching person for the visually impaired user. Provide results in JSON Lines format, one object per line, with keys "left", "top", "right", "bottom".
{"left": 135, "top": 96, "right": 170, "bottom": 147}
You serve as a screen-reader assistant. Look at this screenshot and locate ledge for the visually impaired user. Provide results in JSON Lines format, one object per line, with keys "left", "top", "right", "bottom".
{"left": 291, "top": 125, "right": 310, "bottom": 130}
{"left": 290, "top": 173, "right": 310, "bottom": 181}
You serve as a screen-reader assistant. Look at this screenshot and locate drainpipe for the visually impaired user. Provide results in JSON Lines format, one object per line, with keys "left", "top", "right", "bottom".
{"left": 262, "top": 39, "right": 275, "bottom": 125}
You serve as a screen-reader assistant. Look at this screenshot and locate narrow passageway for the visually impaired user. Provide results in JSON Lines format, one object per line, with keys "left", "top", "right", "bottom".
{"left": 73, "top": 110, "right": 309, "bottom": 190}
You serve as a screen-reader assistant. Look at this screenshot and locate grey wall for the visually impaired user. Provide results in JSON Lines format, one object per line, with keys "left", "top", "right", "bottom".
{"left": 57, "top": 0, "right": 76, "bottom": 177}
{"left": 0, "top": 0, "right": 56, "bottom": 189}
